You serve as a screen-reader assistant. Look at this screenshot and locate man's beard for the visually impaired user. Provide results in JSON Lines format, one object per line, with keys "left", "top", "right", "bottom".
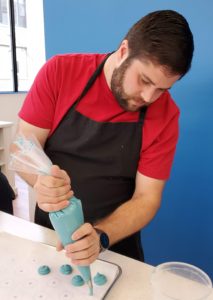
{"left": 110, "top": 58, "right": 146, "bottom": 112}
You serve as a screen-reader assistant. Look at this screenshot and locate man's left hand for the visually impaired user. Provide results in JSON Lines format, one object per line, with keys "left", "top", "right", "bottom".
{"left": 58, "top": 223, "right": 100, "bottom": 266}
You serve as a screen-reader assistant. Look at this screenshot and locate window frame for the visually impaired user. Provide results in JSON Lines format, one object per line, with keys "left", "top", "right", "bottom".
{"left": 9, "top": 0, "right": 19, "bottom": 92}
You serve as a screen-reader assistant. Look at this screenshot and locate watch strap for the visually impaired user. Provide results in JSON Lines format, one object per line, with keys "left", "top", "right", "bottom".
{"left": 94, "top": 227, "right": 110, "bottom": 253}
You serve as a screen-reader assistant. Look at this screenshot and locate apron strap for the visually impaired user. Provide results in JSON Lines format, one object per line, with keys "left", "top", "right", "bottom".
{"left": 139, "top": 106, "right": 147, "bottom": 124}
{"left": 74, "top": 52, "right": 113, "bottom": 107}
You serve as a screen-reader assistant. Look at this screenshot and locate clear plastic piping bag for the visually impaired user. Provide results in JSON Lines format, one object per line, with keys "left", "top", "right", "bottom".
{"left": 9, "top": 133, "right": 52, "bottom": 175}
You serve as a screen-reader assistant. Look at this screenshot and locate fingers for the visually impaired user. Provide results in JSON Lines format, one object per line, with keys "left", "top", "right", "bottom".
{"left": 72, "top": 223, "right": 94, "bottom": 241}
{"left": 34, "top": 178, "right": 72, "bottom": 197}
{"left": 51, "top": 165, "right": 70, "bottom": 184}
{"left": 65, "top": 223, "right": 100, "bottom": 266}
{"left": 38, "top": 199, "right": 70, "bottom": 212}
{"left": 33, "top": 164, "right": 73, "bottom": 212}
{"left": 56, "top": 240, "right": 64, "bottom": 252}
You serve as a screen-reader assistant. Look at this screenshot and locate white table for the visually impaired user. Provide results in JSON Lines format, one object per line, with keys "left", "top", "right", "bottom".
{"left": 0, "top": 211, "right": 212, "bottom": 300}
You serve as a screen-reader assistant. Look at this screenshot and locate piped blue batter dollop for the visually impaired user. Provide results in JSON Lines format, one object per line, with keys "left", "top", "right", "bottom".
{"left": 93, "top": 272, "right": 107, "bottom": 285}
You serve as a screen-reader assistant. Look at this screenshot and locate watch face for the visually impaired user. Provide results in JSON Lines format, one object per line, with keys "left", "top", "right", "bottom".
{"left": 100, "top": 232, "right": 110, "bottom": 250}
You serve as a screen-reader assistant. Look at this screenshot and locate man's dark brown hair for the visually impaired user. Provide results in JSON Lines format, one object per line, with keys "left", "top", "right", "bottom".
{"left": 125, "top": 10, "right": 194, "bottom": 76}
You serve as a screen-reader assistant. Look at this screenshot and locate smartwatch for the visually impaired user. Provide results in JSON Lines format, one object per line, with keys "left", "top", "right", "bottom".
{"left": 94, "top": 228, "right": 110, "bottom": 253}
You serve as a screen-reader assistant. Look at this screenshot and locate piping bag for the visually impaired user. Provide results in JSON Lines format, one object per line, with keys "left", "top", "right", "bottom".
{"left": 9, "top": 134, "right": 93, "bottom": 295}
{"left": 49, "top": 197, "right": 93, "bottom": 295}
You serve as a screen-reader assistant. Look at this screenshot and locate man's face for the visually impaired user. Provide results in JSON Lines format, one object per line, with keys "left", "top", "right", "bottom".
{"left": 110, "top": 57, "right": 181, "bottom": 112}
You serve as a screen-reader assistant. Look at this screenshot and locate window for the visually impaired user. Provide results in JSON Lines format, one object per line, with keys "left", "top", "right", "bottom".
{"left": 0, "top": 45, "right": 13, "bottom": 90}
{"left": 0, "top": 0, "right": 8, "bottom": 24}
{"left": 0, "top": 0, "right": 45, "bottom": 92}
{"left": 14, "top": 0, "right": 26, "bottom": 28}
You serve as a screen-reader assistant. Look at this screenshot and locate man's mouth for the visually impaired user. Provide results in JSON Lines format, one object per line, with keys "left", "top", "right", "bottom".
{"left": 131, "top": 98, "right": 146, "bottom": 107}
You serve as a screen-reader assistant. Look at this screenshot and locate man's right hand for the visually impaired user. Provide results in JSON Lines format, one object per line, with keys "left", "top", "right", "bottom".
{"left": 33, "top": 165, "right": 73, "bottom": 212}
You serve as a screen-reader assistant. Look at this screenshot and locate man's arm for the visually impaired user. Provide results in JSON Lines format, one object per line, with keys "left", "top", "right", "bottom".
{"left": 14, "top": 119, "right": 73, "bottom": 211}
{"left": 94, "top": 172, "right": 165, "bottom": 245}
{"left": 15, "top": 119, "right": 50, "bottom": 186}
{"left": 65, "top": 171, "right": 165, "bottom": 265}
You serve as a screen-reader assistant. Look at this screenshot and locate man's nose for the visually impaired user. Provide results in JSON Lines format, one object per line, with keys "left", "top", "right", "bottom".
{"left": 140, "top": 87, "right": 155, "bottom": 103}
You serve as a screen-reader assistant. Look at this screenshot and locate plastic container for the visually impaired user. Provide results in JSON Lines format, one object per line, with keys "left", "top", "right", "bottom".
{"left": 151, "top": 262, "right": 212, "bottom": 300}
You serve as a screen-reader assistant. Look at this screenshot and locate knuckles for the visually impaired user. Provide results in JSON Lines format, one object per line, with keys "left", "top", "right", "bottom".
{"left": 84, "top": 222, "right": 94, "bottom": 233}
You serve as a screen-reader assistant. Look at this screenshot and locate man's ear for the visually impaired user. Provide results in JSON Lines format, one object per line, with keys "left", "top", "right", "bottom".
{"left": 116, "top": 39, "right": 129, "bottom": 66}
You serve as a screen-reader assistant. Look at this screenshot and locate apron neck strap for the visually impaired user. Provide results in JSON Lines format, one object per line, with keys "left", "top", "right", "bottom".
{"left": 74, "top": 52, "right": 113, "bottom": 106}
{"left": 138, "top": 106, "right": 147, "bottom": 124}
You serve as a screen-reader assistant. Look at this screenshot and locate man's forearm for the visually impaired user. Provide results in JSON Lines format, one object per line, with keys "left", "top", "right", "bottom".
{"left": 94, "top": 194, "right": 161, "bottom": 246}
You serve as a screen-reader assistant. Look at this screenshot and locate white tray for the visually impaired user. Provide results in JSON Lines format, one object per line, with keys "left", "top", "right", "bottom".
{"left": 0, "top": 232, "right": 121, "bottom": 299}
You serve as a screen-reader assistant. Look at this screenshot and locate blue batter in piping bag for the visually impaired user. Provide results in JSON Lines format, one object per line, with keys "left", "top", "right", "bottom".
{"left": 49, "top": 197, "right": 93, "bottom": 295}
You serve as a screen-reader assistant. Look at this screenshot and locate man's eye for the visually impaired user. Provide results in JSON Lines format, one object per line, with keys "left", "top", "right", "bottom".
{"left": 158, "top": 88, "right": 167, "bottom": 92}
{"left": 141, "top": 78, "right": 149, "bottom": 85}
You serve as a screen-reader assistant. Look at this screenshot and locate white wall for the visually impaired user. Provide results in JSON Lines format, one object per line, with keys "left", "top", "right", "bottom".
{"left": 0, "top": 92, "right": 26, "bottom": 136}
{"left": 0, "top": 92, "right": 37, "bottom": 221}
{"left": 0, "top": 93, "right": 26, "bottom": 188}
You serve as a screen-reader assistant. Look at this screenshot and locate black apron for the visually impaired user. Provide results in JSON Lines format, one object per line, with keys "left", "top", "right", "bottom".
{"left": 35, "top": 54, "right": 147, "bottom": 261}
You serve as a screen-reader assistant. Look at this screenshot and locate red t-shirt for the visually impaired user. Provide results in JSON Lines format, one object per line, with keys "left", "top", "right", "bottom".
{"left": 19, "top": 54, "right": 180, "bottom": 179}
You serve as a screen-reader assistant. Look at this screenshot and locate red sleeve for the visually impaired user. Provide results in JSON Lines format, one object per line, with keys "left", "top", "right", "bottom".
{"left": 138, "top": 93, "right": 180, "bottom": 180}
{"left": 19, "top": 56, "right": 58, "bottom": 129}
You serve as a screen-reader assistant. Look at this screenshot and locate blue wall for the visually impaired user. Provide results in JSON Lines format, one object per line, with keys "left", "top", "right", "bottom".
{"left": 43, "top": 0, "right": 213, "bottom": 279}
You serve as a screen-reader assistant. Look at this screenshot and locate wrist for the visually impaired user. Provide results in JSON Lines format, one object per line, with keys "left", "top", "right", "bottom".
{"left": 94, "top": 227, "right": 110, "bottom": 253}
